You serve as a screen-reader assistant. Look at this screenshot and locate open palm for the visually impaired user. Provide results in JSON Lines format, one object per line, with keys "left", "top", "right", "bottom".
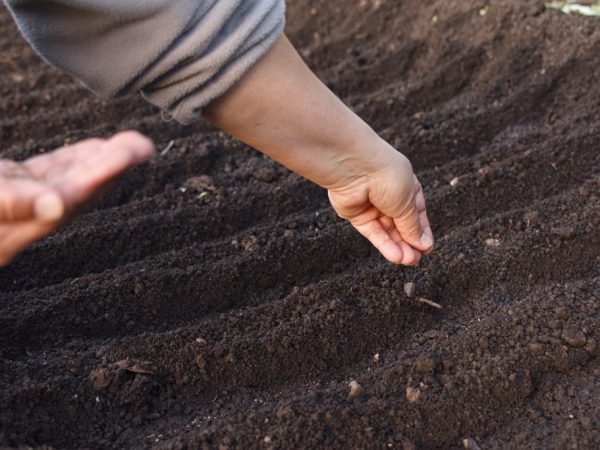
{"left": 0, "top": 131, "right": 154, "bottom": 265}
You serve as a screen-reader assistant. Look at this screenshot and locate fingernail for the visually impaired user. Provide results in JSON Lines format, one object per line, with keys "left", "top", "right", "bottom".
{"left": 34, "top": 192, "right": 64, "bottom": 221}
{"left": 420, "top": 233, "right": 434, "bottom": 250}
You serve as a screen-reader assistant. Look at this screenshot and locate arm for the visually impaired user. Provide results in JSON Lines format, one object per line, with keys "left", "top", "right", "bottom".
{"left": 203, "top": 36, "right": 434, "bottom": 265}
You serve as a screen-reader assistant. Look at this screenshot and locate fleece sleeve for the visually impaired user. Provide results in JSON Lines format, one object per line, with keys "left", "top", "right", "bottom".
{"left": 3, "top": 0, "right": 286, "bottom": 124}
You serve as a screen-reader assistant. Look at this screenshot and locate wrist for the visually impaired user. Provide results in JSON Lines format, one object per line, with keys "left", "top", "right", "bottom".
{"left": 325, "top": 126, "right": 412, "bottom": 191}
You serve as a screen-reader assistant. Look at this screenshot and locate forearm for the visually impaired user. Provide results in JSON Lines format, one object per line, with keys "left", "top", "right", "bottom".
{"left": 202, "top": 35, "right": 406, "bottom": 190}
{"left": 5, "top": 0, "right": 285, "bottom": 123}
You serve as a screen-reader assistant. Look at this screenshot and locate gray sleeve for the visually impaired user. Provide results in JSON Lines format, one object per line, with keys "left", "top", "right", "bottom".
{"left": 3, "top": 0, "right": 285, "bottom": 124}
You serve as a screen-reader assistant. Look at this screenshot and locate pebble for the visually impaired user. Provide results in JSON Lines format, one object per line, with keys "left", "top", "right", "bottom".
{"left": 485, "top": 238, "right": 500, "bottom": 247}
{"left": 561, "top": 328, "right": 587, "bottom": 348}
{"left": 463, "top": 437, "right": 482, "bottom": 450}
{"left": 372, "top": 353, "right": 380, "bottom": 363}
{"left": 450, "top": 177, "right": 460, "bottom": 186}
{"left": 404, "top": 282, "right": 416, "bottom": 298}
{"left": 406, "top": 386, "right": 421, "bottom": 403}
{"left": 348, "top": 380, "right": 362, "bottom": 398}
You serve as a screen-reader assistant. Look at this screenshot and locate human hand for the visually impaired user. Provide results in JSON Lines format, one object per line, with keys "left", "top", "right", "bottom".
{"left": 328, "top": 153, "right": 433, "bottom": 266}
{"left": 0, "top": 131, "right": 154, "bottom": 266}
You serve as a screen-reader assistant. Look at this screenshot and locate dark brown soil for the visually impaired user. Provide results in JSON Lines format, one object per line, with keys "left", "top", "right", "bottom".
{"left": 1, "top": 1, "right": 599, "bottom": 449}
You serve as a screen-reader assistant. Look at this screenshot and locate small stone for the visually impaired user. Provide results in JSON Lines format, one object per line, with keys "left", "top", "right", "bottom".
{"left": 450, "top": 177, "right": 460, "bottom": 186}
{"left": 263, "top": 436, "right": 272, "bottom": 444}
{"left": 485, "top": 238, "right": 500, "bottom": 247}
{"left": 242, "top": 235, "right": 259, "bottom": 252}
{"left": 195, "top": 337, "right": 207, "bottom": 345}
{"left": 403, "top": 282, "right": 416, "bottom": 298}
{"left": 406, "top": 386, "right": 421, "bottom": 403}
{"left": 372, "top": 353, "right": 380, "bottom": 363}
{"left": 562, "top": 328, "right": 587, "bottom": 348}
{"left": 348, "top": 380, "right": 362, "bottom": 398}
{"left": 462, "top": 437, "right": 481, "bottom": 450}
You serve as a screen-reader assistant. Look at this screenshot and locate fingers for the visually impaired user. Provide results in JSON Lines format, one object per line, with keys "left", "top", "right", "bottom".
{"left": 0, "top": 221, "right": 56, "bottom": 266}
{"left": 0, "top": 178, "right": 64, "bottom": 223}
{"left": 354, "top": 220, "right": 404, "bottom": 264}
{"left": 393, "top": 176, "right": 434, "bottom": 254}
{"left": 24, "top": 131, "right": 155, "bottom": 179}
{"left": 54, "top": 132, "right": 155, "bottom": 208}
{"left": 353, "top": 217, "right": 422, "bottom": 266}
{"left": 383, "top": 216, "right": 422, "bottom": 266}
{"left": 107, "top": 131, "right": 155, "bottom": 163}
{"left": 0, "top": 131, "right": 155, "bottom": 267}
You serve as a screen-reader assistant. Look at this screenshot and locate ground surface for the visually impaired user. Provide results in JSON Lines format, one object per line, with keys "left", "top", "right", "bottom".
{"left": 0, "top": 1, "right": 599, "bottom": 449}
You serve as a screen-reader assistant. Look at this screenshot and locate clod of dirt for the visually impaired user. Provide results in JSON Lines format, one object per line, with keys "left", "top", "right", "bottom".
{"left": 88, "top": 358, "right": 155, "bottom": 391}
{"left": 406, "top": 386, "right": 421, "bottom": 404}
{"left": 416, "top": 357, "right": 435, "bottom": 374}
{"left": 348, "top": 380, "right": 362, "bottom": 399}
{"left": 462, "top": 437, "right": 482, "bottom": 450}
{"left": 404, "top": 282, "right": 416, "bottom": 298}
{"left": 242, "top": 235, "right": 260, "bottom": 252}
{"left": 561, "top": 328, "right": 587, "bottom": 348}
{"left": 529, "top": 343, "right": 543, "bottom": 355}
{"left": 89, "top": 368, "right": 111, "bottom": 391}
{"left": 184, "top": 175, "right": 214, "bottom": 193}
{"left": 554, "top": 306, "right": 569, "bottom": 320}
{"left": 584, "top": 338, "right": 597, "bottom": 354}
{"left": 114, "top": 358, "right": 155, "bottom": 375}
{"left": 551, "top": 226, "right": 576, "bottom": 239}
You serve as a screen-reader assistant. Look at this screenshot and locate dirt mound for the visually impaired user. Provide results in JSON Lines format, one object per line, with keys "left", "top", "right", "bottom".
{"left": 0, "top": 1, "right": 598, "bottom": 449}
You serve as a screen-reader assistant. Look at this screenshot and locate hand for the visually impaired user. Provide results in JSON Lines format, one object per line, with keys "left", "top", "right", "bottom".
{"left": 0, "top": 131, "right": 155, "bottom": 266}
{"left": 328, "top": 153, "right": 434, "bottom": 266}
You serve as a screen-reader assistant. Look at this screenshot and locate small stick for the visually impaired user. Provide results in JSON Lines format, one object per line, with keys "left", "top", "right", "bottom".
{"left": 160, "top": 140, "right": 175, "bottom": 156}
{"left": 416, "top": 296, "right": 442, "bottom": 309}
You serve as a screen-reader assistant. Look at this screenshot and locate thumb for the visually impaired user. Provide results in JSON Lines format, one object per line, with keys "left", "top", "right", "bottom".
{"left": 393, "top": 201, "right": 431, "bottom": 250}
{"left": 392, "top": 178, "right": 433, "bottom": 253}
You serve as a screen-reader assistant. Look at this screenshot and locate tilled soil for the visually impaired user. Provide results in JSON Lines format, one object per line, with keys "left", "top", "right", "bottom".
{"left": 0, "top": 1, "right": 599, "bottom": 449}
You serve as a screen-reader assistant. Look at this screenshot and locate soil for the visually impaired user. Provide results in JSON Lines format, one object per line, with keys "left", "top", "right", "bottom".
{"left": 1, "top": 0, "right": 599, "bottom": 449}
